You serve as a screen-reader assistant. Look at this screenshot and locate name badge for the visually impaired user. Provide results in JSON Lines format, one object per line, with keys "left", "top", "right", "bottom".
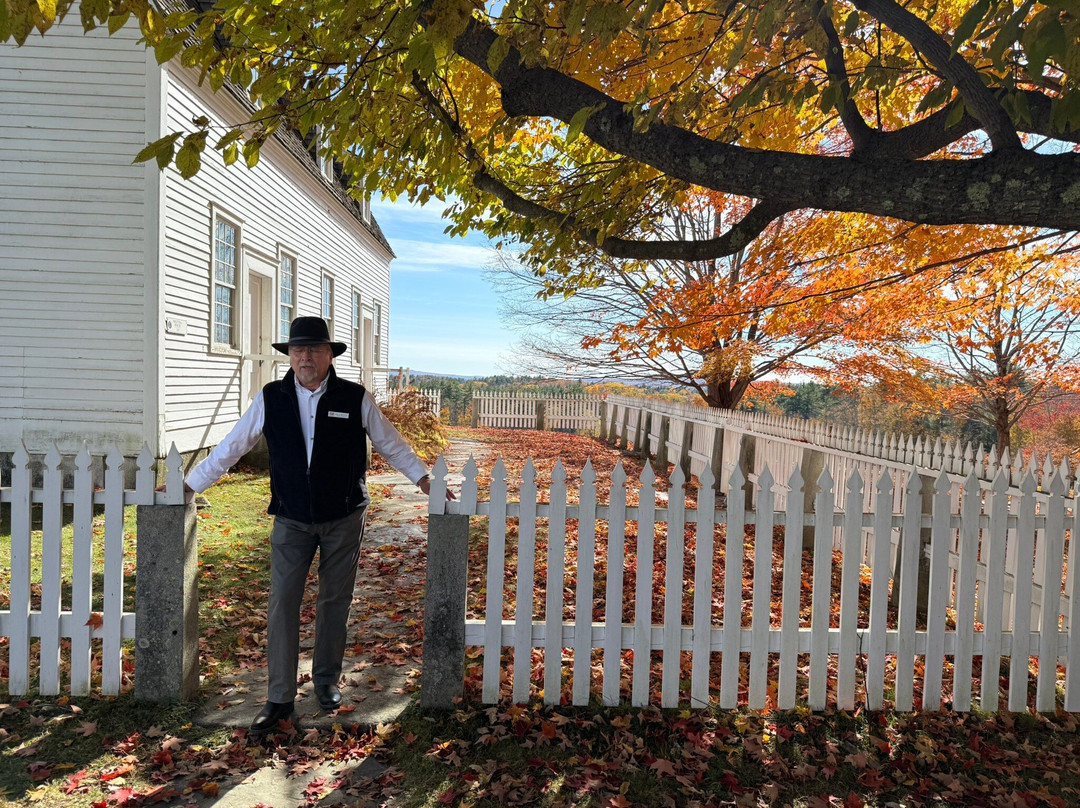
{"left": 328, "top": 411, "right": 350, "bottom": 419}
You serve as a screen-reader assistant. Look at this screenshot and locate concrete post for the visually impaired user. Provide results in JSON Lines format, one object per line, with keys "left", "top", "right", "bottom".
{"left": 536, "top": 400, "right": 546, "bottom": 431}
{"left": 890, "top": 473, "right": 933, "bottom": 620}
{"left": 710, "top": 426, "right": 725, "bottom": 494}
{"left": 656, "top": 416, "right": 671, "bottom": 471}
{"left": 135, "top": 502, "right": 199, "bottom": 702}
{"left": 421, "top": 513, "right": 470, "bottom": 709}
{"left": 737, "top": 432, "right": 756, "bottom": 511}
{"left": 800, "top": 448, "right": 826, "bottom": 550}
{"left": 638, "top": 411, "right": 653, "bottom": 460}
{"left": 679, "top": 420, "right": 695, "bottom": 478}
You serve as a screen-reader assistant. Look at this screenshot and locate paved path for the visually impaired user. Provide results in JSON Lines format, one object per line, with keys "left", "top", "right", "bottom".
{"left": 190, "top": 437, "right": 483, "bottom": 808}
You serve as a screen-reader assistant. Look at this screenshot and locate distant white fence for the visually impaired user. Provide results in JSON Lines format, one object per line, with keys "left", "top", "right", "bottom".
{"left": 0, "top": 444, "right": 191, "bottom": 698}
{"left": 375, "top": 386, "right": 441, "bottom": 418}
{"left": 602, "top": 393, "right": 1027, "bottom": 490}
{"left": 472, "top": 391, "right": 602, "bottom": 431}
{"left": 423, "top": 454, "right": 1080, "bottom": 712}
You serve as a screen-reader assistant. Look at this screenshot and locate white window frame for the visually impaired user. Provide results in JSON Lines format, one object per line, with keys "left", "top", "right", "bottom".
{"left": 321, "top": 271, "right": 336, "bottom": 340}
{"left": 210, "top": 210, "right": 242, "bottom": 354}
{"left": 351, "top": 288, "right": 363, "bottom": 365}
{"left": 373, "top": 300, "right": 383, "bottom": 367}
{"left": 277, "top": 249, "right": 297, "bottom": 343}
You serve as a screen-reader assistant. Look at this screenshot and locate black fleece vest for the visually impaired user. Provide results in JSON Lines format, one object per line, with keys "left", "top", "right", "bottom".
{"left": 262, "top": 366, "right": 368, "bottom": 523}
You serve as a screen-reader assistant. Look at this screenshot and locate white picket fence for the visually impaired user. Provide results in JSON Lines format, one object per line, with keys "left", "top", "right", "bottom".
{"left": 603, "top": 393, "right": 1027, "bottom": 488}
{"left": 472, "top": 391, "right": 602, "bottom": 431}
{"left": 373, "top": 385, "right": 442, "bottom": 417}
{"left": 428, "top": 453, "right": 1080, "bottom": 712}
{"left": 0, "top": 443, "right": 186, "bottom": 696}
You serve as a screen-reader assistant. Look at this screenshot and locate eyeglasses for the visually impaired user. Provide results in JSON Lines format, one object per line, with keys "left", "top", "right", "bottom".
{"left": 289, "top": 345, "right": 331, "bottom": 356}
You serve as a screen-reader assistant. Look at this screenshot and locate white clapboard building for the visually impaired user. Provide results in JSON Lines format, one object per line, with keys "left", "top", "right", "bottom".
{"left": 0, "top": 18, "right": 395, "bottom": 459}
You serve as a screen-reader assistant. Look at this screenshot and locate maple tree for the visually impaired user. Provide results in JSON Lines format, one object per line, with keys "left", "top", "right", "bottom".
{"left": 4, "top": 0, "right": 1079, "bottom": 274}
{"left": 832, "top": 232, "right": 1080, "bottom": 453}
{"left": 491, "top": 197, "right": 873, "bottom": 409}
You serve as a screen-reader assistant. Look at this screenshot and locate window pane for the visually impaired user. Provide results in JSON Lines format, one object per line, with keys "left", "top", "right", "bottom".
{"left": 279, "top": 255, "right": 295, "bottom": 341}
{"left": 322, "top": 275, "right": 333, "bottom": 321}
{"left": 212, "top": 219, "right": 238, "bottom": 347}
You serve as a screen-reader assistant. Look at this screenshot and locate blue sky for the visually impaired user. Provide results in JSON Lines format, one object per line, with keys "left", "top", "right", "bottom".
{"left": 372, "top": 197, "right": 519, "bottom": 377}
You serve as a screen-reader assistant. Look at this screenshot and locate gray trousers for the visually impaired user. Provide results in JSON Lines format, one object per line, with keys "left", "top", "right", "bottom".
{"left": 266, "top": 506, "right": 367, "bottom": 703}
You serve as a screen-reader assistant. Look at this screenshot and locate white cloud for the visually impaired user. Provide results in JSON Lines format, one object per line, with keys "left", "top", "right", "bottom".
{"left": 391, "top": 239, "right": 493, "bottom": 273}
{"left": 371, "top": 198, "right": 449, "bottom": 225}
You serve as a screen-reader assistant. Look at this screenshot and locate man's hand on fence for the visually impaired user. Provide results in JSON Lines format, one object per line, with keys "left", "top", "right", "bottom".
{"left": 419, "top": 475, "right": 456, "bottom": 500}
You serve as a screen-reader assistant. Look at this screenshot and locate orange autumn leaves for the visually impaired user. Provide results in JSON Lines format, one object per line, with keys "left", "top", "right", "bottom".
{"left": 572, "top": 190, "right": 1080, "bottom": 437}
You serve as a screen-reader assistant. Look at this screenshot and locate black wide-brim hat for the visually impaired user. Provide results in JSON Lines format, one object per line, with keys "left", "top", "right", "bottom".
{"left": 272, "top": 316, "right": 348, "bottom": 357}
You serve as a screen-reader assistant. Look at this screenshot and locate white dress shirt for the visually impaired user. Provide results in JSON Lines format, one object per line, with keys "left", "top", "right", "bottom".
{"left": 186, "top": 375, "right": 429, "bottom": 493}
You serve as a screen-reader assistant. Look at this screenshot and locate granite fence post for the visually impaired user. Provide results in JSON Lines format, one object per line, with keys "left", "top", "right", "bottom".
{"left": 656, "top": 416, "right": 671, "bottom": 470}
{"left": 679, "top": 419, "right": 695, "bottom": 478}
{"left": 800, "top": 448, "right": 826, "bottom": 550}
{"left": 421, "top": 513, "right": 470, "bottom": 709}
{"left": 711, "top": 425, "right": 725, "bottom": 493}
{"left": 737, "top": 432, "right": 756, "bottom": 511}
{"left": 135, "top": 502, "right": 199, "bottom": 702}
{"left": 638, "top": 411, "right": 653, "bottom": 460}
{"left": 890, "top": 472, "right": 934, "bottom": 619}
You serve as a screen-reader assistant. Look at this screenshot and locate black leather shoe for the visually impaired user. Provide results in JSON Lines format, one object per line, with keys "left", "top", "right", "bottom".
{"left": 249, "top": 701, "right": 294, "bottom": 734}
{"left": 314, "top": 683, "right": 342, "bottom": 711}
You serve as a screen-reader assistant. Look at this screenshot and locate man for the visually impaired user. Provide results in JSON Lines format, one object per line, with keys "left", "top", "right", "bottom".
{"left": 186, "top": 316, "right": 444, "bottom": 733}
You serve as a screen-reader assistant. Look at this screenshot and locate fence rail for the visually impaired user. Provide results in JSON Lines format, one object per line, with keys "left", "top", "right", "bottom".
{"left": 423, "top": 454, "right": 1080, "bottom": 712}
{"left": 0, "top": 443, "right": 189, "bottom": 698}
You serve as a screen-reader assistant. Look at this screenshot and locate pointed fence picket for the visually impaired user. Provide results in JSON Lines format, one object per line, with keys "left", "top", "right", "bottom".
{"left": 0, "top": 442, "right": 188, "bottom": 696}
{"left": 429, "top": 453, "right": 1080, "bottom": 713}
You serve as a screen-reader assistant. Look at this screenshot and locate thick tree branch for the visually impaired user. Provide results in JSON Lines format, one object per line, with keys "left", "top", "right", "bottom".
{"left": 852, "top": 0, "right": 1021, "bottom": 152}
{"left": 413, "top": 67, "right": 791, "bottom": 260}
{"left": 446, "top": 17, "right": 1080, "bottom": 234}
{"left": 812, "top": 0, "right": 874, "bottom": 152}
{"left": 472, "top": 169, "right": 789, "bottom": 259}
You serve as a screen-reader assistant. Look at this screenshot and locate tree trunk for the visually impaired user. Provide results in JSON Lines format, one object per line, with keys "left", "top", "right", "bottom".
{"left": 994, "top": 397, "right": 1011, "bottom": 456}
{"left": 703, "top": 377, "right": 748, "bottom": 411}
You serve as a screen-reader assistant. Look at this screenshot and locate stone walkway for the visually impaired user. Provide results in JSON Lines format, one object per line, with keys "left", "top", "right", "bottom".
{"left": 189, "top": 437, "right": 483, "bottom": 808}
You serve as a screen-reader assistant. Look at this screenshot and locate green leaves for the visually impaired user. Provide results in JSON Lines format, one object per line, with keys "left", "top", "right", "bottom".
{"left": 404, "top": 33, "right": 437, "bottom": 78}
{"left": 34, "top": 0, "right": 57, "bottom": 30}
{"left": 1022, "top": 5, "right": 1070, "bottom": 77}
{"left": 951, "top": 0, "right": 990, "bottom": 54}
{"left": 486, "top": 35, "right": 510, "bottom": 75}
{"left": 133, "top": 133, "right": 181, "bottom": 170}
{"left": 566, "top": 103, "right": 604, "bottom": 144}
{"left": 242, "top": 139, "right": 261, "bottom": 169}
{"left": 175, "top": 132, "right": 207, "bottom": 178}
{"left": 107, "top": 11, "right": 129, "bottom": 35}
{"left": 582, "top": 0, "right": 631, "bottom": 47}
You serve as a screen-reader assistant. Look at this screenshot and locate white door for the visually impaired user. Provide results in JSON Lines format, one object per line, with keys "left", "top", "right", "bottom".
{"left": 244, "top": 255, "right": 276, "bottom": 403}
{"left": 362, "top": 312, "right": 375, "bottom": 389}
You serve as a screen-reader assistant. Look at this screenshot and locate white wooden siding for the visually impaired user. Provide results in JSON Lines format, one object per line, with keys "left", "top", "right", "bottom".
{"left": 0, "top": 21, "right": 153, "bottom": 454}
{"left": 161, "top": 67, "right": 393, "bottom": 453}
